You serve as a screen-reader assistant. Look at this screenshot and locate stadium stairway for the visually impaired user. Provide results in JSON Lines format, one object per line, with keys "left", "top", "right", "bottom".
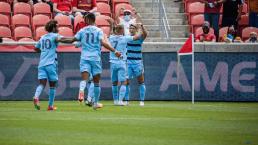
{"left": 131, "top": 0, "right": 189, "bottom": 42}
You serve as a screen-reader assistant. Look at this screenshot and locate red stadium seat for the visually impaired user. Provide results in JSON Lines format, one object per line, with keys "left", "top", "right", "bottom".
{"left": 242, "top": 27, "right": 258, "bottom": 41}
{"left": 54, "top": 15, "right": 72, "bottom": 28}
{"left": 32, "top": 14, "right": 50, "bottom": 33}
{"left": 100, "top": 26, "right": 110, "bottom": 36}
{"left": 58, "top": 27, "right": 73, "bottom": 37}
{"left": 188, "top": 2, "right": 204, "bottom": 24}
{"left": 18, "top": 37, "right": 35, "bottom": 42}
{"left": 112, "top": 0, "right": 130, "bottom": 14}
{"left": 96, "top": 15, "right": 110, "bottom": 27}
{"left": 190, "top": 14, "right": 204, "bottom": 33}
{"left": 0, "top": 2, "right": 11, "bottom": 20}
{"left": 97, "top": 0, "right": 109, "bottom": 4}
{"left": 0, "top": 26, "right": 12, "bottom": 38}
{"left": 242, "top": 3, "right": 248, "bottom": 14}
{"left": 184, "top": 0, "right": 204, "bottom": 13}
{"left": 219, "top": 27, "right": 228, "bottom": 42}
{"left": 97, "top": 2, "right": 111, "bottom": 17}
{"left": 13, "top": 2, "right": 32, "bottom": 18}
{"left": 0, "top": 14, "right": 10, "bottom": 28}
{"left": 33, "top": 3, "right": 52, "bottom": 18}
{"left": 14, "top": 26, "right": 33, "bottom": 40}
{"left": 12, "top": 14, "right": 31, "bottom": 28}
{"left": 195, "top": 26, "right": 214, "bottom": 36}
{"left": 35, "top": 26, "right": 47, "bottom": 41}
{"left": 114, "top": 3, "right": 133, "bottom": 18}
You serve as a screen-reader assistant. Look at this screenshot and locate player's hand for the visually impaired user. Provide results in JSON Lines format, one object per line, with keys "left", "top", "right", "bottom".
{"left": 115, "top": 51, "right": 121, "bottom": 58}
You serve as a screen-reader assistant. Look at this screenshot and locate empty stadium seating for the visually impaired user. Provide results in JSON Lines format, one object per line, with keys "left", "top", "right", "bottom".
{"left": 13, "top": 2, "right": 32, "bottom": 18}
{"left": 54, "top": 15, "right": 73, "bottom": 28}
{"left": 32, "top": 14, "right": 50, "bottom": 32}
{"left": 0, "top": 26, "right": 12, "bottom": 38}
{"left": 58, "top": 27, "right": 74, "bottom": 37}
{"left": 14, "top": 26, "right": 32, "bottom": 40}
{"left": 97, "top": 2, "right": 112, "bottom": 17}
{"left": 33, "top": 3, "right": 52, "bottom": 18}
{"left": 12, "top": 14, "right": 31, "bottom": 29}
{"left": 219, "top": 27, "right": 228, "bottom": 42}
{"left": 0, "top": 14, "right": 10, "bottom": 28}
{"left": 0, "top": 2, "right": 11, "bottom": 20}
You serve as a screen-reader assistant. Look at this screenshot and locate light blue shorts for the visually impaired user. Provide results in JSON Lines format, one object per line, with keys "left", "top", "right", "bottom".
{"left": 80, "top": 59, "right": 102, "bottom": 76}
{"left": 127, "top": 63, "right": 144, "bottom": 79}
{"left": 38, "top": 63, "right": 58, "bottom": 81}
{"left": 111, "top": 62, "right": 127, "bottom": 82}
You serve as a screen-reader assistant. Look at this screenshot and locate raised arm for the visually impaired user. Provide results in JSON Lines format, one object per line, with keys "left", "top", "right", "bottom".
{"left": 135, "top": 23, "right": 148, "bottom": 40}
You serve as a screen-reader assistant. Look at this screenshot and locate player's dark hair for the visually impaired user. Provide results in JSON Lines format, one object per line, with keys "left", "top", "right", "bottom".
{"left": 85, "top": 13, "right": 96, "bottom": 23}
{"left": 45, "top": 20, "right": 58, "bottom": 33}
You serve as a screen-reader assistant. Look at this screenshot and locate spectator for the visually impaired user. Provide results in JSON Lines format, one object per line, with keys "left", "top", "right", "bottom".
{"left": 221, "top": 0, "right": 243, "bottom": 30}
{"left": 245, "top": 32, "right": 258, "bottom": 43}
{"left": 53, "top": 0, "right": 74, "bottom": 24}
{"left": 248, "top": 0, "right": 258, "bottom": 28}
{"left": 116, "top": 8, "right": 141, "bottom": 36}
{"left": 195, "top": 21, "right": 216, "bottom": 42}
{"left": 13, "top": 0, "right": 34, "bottom": 6}
{"left": 201, "top": 0, "right": 223, "bottom": 40}
{"left": 72, "top": 0, "right": 98, "bottom": 17}
{"left": 222, "top": 25, "right": 242, "bottom": 43}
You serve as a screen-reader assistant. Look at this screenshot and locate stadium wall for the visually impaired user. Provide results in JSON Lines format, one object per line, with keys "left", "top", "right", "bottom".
{"left": 0, "top": 43, "right": 257, "bottom": 101}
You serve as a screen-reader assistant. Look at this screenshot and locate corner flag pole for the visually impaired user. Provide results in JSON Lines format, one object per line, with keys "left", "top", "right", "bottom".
{"left": 191, "top": 34, "right": 195, "bottom": 104}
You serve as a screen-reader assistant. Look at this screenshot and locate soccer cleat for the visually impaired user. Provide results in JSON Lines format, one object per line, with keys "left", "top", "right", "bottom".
{"left": 113, "top": 100, "right": 119, "bottom": 106}
{"left": 47, "top": 106, "right": 57, "bottom": 111}
{"left": 85, "top": 100, "right": 93, "bottom": 107}
{"left": 93, "top": 103, "right": 103, "bottom": 110}
{"left": 33, "top": 97, "right": 40, "bottom": 110}
{"left": 117, "top": 101, "right": 125, "bottom": 106}
{"left": 78, "top": 91, "right": 84, "bottom": 103}
{"left": 140, "top": 101, "right": 144, "bottom": 106}
{"left": 124, "top": 101, "right": 129, "bottom": 106}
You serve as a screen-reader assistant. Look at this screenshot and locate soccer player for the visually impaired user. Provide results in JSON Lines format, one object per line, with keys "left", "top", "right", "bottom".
{"left": 33, "top": 20, "right": 62, "bottom": 111}
{"left": 126, "top": 23, "right": 148, "bottom": 106}
{"left": 58, "top": 13, "right": 121, "bottom": 110}
{"left": 108, "top": 21, "right": 142, "bottom": 105}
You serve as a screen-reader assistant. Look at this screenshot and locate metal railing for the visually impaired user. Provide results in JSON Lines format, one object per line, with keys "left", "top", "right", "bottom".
{"left": 156, "top": 0, "right": 171, "bottom": 38}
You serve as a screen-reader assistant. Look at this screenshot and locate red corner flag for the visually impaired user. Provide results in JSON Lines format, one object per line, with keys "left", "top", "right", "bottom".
{"left": 178, "top": 34, "right": 193, "bottom": 55}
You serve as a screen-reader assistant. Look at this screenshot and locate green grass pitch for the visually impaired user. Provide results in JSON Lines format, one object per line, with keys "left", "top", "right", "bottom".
{"left": 0, "top": 101, "right": 258, "bottom": 145}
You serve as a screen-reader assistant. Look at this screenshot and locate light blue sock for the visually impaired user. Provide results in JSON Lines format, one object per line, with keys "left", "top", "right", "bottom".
{"left": 139, "top": 83, "right": 146, "bottom": 101}
{"left": 48, "top": 88, "right": 56, "bottom": 107}
{"left": 34, "top": 84, "right": 44, "bottom": 98}
{"left": 79, "top": 80, "right": 87, "bottom": 92}
{"left": 124, "top": 85, "right": 130, "bottom": 101}
{"left": 112, "top": 85, "right": 118, "bottom": 102}
{"left": 87, "top": 82, "right": 94, "bottom": 99}
{"left": 119, "top": 85, "right": 126, "bottom": 101}
{"left": 94, "top": 84, "right": 101, "bottom": 104}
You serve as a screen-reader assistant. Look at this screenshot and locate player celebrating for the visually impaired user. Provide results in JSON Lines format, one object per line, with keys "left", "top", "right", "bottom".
{"left": 126, "top": 23, "right": 148, "bottom": 106}
{"left": 58, "top": 13, "right": 121, "bottom": 110}
{"left": 33, "top": 20, "right": 62, "bottom": 111}
{"left": 108, "top": 21, "right": 142, "bottom": 105}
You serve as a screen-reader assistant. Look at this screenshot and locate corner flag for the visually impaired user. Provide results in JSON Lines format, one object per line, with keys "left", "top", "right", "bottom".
{"left": 177, "top": 34, "right": 195, "bottom": 104}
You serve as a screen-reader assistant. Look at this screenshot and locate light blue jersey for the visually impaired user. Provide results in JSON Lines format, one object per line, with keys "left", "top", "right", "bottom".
{"left": 75, "top": 25, "right": 104, "bottom": 61}
{"left": 127, "top": 36, "right": 144, "bottom": 64}
{"left": 109, "top": 35, "right": 133, "bottom": 63}
{"left": 35, "top": 33, "right": 60, "bottom": 68}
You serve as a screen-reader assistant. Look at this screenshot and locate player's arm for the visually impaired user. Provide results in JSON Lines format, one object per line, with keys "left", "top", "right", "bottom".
{"left": 139, "top": 23, "right": 148, "bottom": 40}
{"left": 34, "top": 40, "right": 41, "bottom": 53}
{"left": 56, "top": 37, "right": 78, "bottom": 43}
{"left": 101, "top": 35, "right": 121, "bottom": 57}
{"left": 107, "top": 18, "right": 115, "bottom": 36}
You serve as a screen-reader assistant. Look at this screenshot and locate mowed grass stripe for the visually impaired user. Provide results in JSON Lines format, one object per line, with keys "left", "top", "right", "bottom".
{"left": 0, "top": 101, "right": 257, "bottom": 145}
